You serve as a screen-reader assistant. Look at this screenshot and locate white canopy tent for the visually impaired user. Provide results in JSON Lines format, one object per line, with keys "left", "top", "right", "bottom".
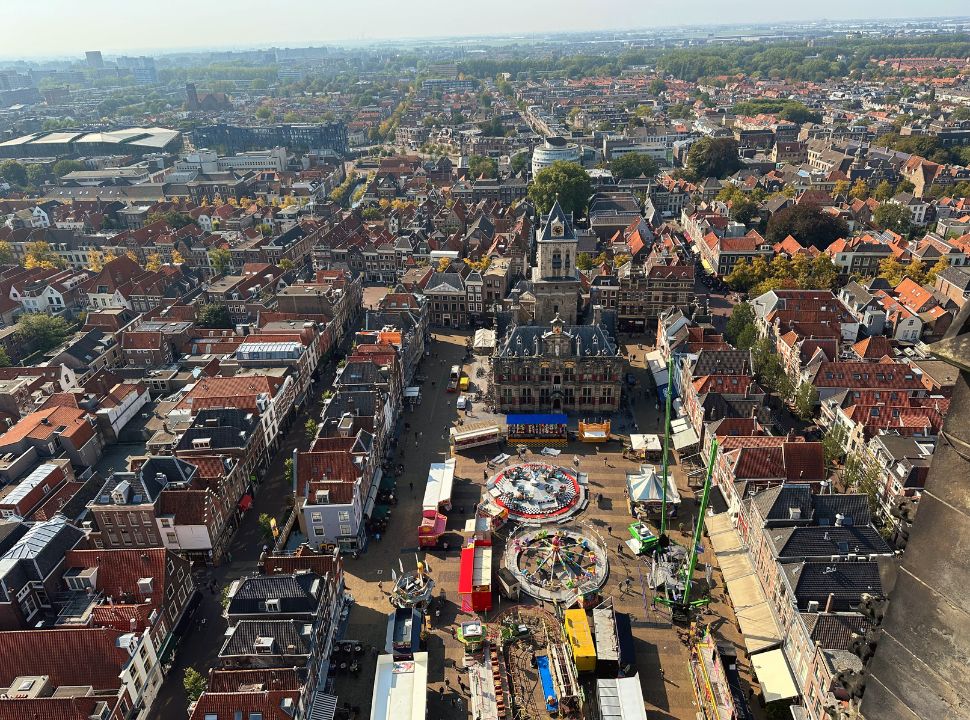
{"left": 629, "top": 434, "right": 662, "bottom": 454}
{"left": 423, "top": 459, "right": 455, "bottom": 512}
{"left": 626, "top": 465, "right": 681, "bottom": 506}
{"left": 473, "top": 328, "right": 496, "bottom": 353}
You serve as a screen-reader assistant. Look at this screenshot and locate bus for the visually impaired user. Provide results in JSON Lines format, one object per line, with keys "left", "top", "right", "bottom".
{"left": 563, "top": 608, "right": 596, "bottom": 673}
{"left": 447, "top": 365, "right": 461, "bottom": 392}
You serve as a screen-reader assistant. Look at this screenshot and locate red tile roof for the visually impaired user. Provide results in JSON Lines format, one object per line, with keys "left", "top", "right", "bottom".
{"left": 189, "top": 690, "right": 301, "bottom": 720}
{"left": 0, "top": 406, "right": 96, "bottom": 447}
{"left": 0, "top": 628, "right": 130, "bottom": 689}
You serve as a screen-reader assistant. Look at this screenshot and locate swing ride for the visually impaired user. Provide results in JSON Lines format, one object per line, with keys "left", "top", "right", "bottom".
{"left": 504, "top": 526, "right": 609, "bottom": 604}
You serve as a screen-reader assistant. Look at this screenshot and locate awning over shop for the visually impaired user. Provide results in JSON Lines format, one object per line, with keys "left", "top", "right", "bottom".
{"left": 646, "top": 350, "right": 669, "bottom": 388}
{"left": 629, "top": 434, "right": 662, "bottom": 453}
{"left": 750, "top": 649, "right": 800, "bottom": 703}
{"left": 372, "top": 504, "right": 391, "bottom": 522}
{"left": 671, "top": 424, "right": 700, "bottom": 451}
{"left": 705, "top": 512, "right": 783, "bottom": 655}
{"left": 506, "top": 413, "right": 568, "bottom": 425}
{"left": 238, "top": 494, "right": 253, "bottom": 511}
{"left": 364, "top": 469, "right": 382, "bottom": 518}
{"left": 307, "top": 693, "right": 338, "bottom": 720}
{"left": 404, "top": 386, "right": 421, "bottom": 399}
{"left": 473, "top": 328, "right": 496, "bottom": 352}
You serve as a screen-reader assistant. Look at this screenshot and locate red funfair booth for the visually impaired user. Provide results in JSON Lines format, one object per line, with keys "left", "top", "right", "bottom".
{"left": 458, "top": 539, "right": 493, "bottom": 613}
{"left": 418, "top": 509, "right": 447, "bottom": 549}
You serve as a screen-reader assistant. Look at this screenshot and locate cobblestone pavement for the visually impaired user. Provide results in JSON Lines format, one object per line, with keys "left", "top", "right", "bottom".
{"left": 332, "top": 331, "right": 767, "bottom": 720}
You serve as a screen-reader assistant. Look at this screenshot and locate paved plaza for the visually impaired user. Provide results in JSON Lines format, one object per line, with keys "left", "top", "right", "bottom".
{"left": 335, "top": 330, "right": 766, "bottom": 720}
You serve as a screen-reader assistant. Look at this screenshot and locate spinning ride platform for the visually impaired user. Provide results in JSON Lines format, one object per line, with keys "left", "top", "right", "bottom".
{"left": 485, "top": 462, "right": 587, "bottom": 525}
{"left": 504, "top": 526, "right": 609, "bottom": 604}
{"left": 389, "top": 560, "right": 436, "bottom": 609}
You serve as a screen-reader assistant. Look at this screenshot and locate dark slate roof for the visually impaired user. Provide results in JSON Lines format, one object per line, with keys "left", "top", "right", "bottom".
{"left": 689, "top": 349, "right": 753, "bottom": 378}
{"left": 220, "top": 619, "right": 313, "bottom": 659}
{"left": 749, "top": 485, "right": 814, "bottom": 523}
{"left": 425, "top": 272, "right": 464, "bottom": 293}
{"left": 812, "top": 494, "right": 872, "bottom": 527}
{"left": 538, "top": 199, "right": 576, "bottom": 242}
{"left": 339, "top": 361, "right": 385, "bottom": 386}
{"left": 496, "top": 323, "right": 618, "bottom": 358}
{"left": 323, "top": 391, "right": 378, "bottom": 419}
{"left": 784, "top": 561, "right": 883, "bottom": 611}
{"left": 701, "top": 394, "right": 763, "bottom": 424}
{"left": 227, "top": 573, "right": 321, "bottom": 616}
{"left": 768, "top": 526, "right": 893, "bottom": 560}
{"left": 800, "top": 612, "right": 872, "bottom": 652}
{"left": 0, "top": 515, "right": 84, "bottom": 583}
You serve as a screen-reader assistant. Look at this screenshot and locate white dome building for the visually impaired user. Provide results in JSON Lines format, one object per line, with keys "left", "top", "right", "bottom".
{"left": 531, "top": 136, "right": 581, "bottom": 177}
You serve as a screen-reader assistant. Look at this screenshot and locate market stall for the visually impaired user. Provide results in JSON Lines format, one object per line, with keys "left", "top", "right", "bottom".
{"left": 507, "top": 413, "right": 568, "bottom": 444}
{"left": 626, "top": 465, "right": 681, "bottom": 517}
{"left": 423, "top": 459, "right": 455, "bottom": 513}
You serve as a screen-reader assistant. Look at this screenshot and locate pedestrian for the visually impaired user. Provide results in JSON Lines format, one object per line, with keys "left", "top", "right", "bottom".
{"left": 458, "top": 506, "right": 464, "bottom": 515}
{"left": 435, "top": 609, "right": 441, "bottom": 621}
{"left": 445, "top": 678, "right": 451, "bottom": 689}
{"left": 451, "top": 697, "right": 457, "bottom": 708}
{"left": 483, "top": 470, "right": 488, "bottom": 481}
{"left": 378, "top": 581, "right": 383, "bottom": 593}
{"left": 607, "top": 525, "right": 612, "bottom": 535}
{"left": 409, "top": 481, "right": 414, "bottom": 493}
{"left": 604, "top": 457, "right": 608, "bottom": 467}
{"left": 617, "top": 543, "right": 623, "bottom": 555}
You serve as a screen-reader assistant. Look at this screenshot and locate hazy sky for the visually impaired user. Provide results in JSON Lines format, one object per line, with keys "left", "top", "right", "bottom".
{"left": 2, "top": 0, "right": 968, "bottom": 59}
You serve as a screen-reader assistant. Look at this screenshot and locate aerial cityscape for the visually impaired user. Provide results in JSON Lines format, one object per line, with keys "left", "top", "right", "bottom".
{"left": 0, "top": 6, "right": 968, "bottom": 720}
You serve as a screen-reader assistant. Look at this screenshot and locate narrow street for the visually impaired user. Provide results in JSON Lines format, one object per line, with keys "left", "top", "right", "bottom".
{"left": 152, "top": 357, "right": 342, "bottom": 720}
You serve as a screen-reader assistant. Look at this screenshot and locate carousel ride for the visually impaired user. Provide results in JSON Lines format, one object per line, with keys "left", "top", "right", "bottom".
{"left": 485, "top": 462, "right": 587, "bottom": 525}
{"left": 388, "top": 557, "right": 436, "bottom": 609}
{"left": 504, "top": 526, "right": 609, "bottom": 604}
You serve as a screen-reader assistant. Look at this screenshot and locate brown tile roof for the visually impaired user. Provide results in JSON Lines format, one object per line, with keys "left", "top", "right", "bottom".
{"left": 0, "top": 628, "right": 130, "bottom": 689}
{"left": 0, "top": 406, "right": 96, "bottom": 447}
{"left": 189, "top": 690, "right": 301, "bottom": 720}
{"left": 176, "top": 375, "right": 284, "bottom": 413}
{"left": 64, "top": 548, "right": 169, "bottom": 631}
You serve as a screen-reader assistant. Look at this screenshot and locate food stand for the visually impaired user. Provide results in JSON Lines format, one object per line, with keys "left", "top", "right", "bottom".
{"left": 423, "top": 459, "right": 455, "bottom": 513}
{"left": 578, "top": 420, "right": 611, "bottom": 443}
{"left": 417, "top": 510, "right": 447, "bottom": 549}
{"left": 626, "top": 465, "right": 681, "bottom": 518}
{"left": 625, "top": 434, "right": 662, "bottom": 461}
{"left": 458, "top": 538, "right": 493, "bottom": 613}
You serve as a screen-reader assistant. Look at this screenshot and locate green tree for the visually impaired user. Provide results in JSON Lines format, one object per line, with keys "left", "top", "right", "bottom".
{"left": 278, "top": 258, "right": 295, "bottom": 271}
{"left": 809, "top": 254, "right": 840, "bottom": 290}
{"left": 0, "top": 241, "right": 13, "bottom": 265}
{"left": 255, "top": 106, "right": 273, "bottom": 120}
{"left": 926, "top": 256, "right": 950, "bottom": 284}
{"left": 873, "top": 203, "right": 912, "bottom": 235}
{"left": 361, "top": 207, "right": 383, "bottom": 220}
{"left": 576, "top": 252, "right": 596, "bottom": 271}
{"left": 467, "top": 155, "right": 497, "bottom": 179}
{"left": 877, "top": 256, "right": 908, "bottom": 286}
{"left": 0, "top": 346, "right": 9, "bottom": 367}
{"left": 610, "top": 152, "right": 659, "bottom": 179}
{"left": 765, "top": 204, "right": 848, "bottom": 250}
{"left": 196, "top": 303, "right": 232, "bottom": 329}
{"left": 208, "top": 247, "right": 232, "bottom": 275}
{"left": 753, "top": 337, "right": 792, "bottom": 398}
{"left": 848, "top": 178, "right": 870, "bottom": 200}
{"left": 528, "top": 161, "right": 592, "bottom": 217}
{"left": 51, "top": 159, "right": 85, "bottom": 178}
{"left": 873, "top": 180, "right": 894, "bottom": 201}
{"left": 822, "top": 426, "right": 847, "bottom": 474}
{"left": 0, "top": 160, "right": 28, "bottom": 187}
{"left": 258, "top": 513, "right": 275, "bottom": 542}
{"left": 685, "top": 137, "right": 742, "bottom": 180}
{"left": 725, "top": 260, "right": 757, "bottom": 291}
{"left": 26, "top": 164, "right": 48, "bottom": 187}
{"left": 792, "top": 382, "right": 819, "bottom": 421}
{"left": 24, "top": 240, "right": 66, "bottom": 270}
{"left": 15, "top": 313, "right": 72, "bottom": 354}
{"left": 305, "top": 419, "right": 319, "bottom": 437}
{"left": 147, "top": 211, "right": 193, "bottom": 229}
{"left": 831, "top": 179, "right": 850, "bottom": 198}
{"left": 724, "top": 302, "right": 756, "bottom": 346}
{"left": 509, "top": 153, "right": 530, "bottom": 175}
{"left": 183, "top": 667, "right": 207, "bottom": 703}
{"left": 842, "top": 452, "right": 882, "bottom": 513}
